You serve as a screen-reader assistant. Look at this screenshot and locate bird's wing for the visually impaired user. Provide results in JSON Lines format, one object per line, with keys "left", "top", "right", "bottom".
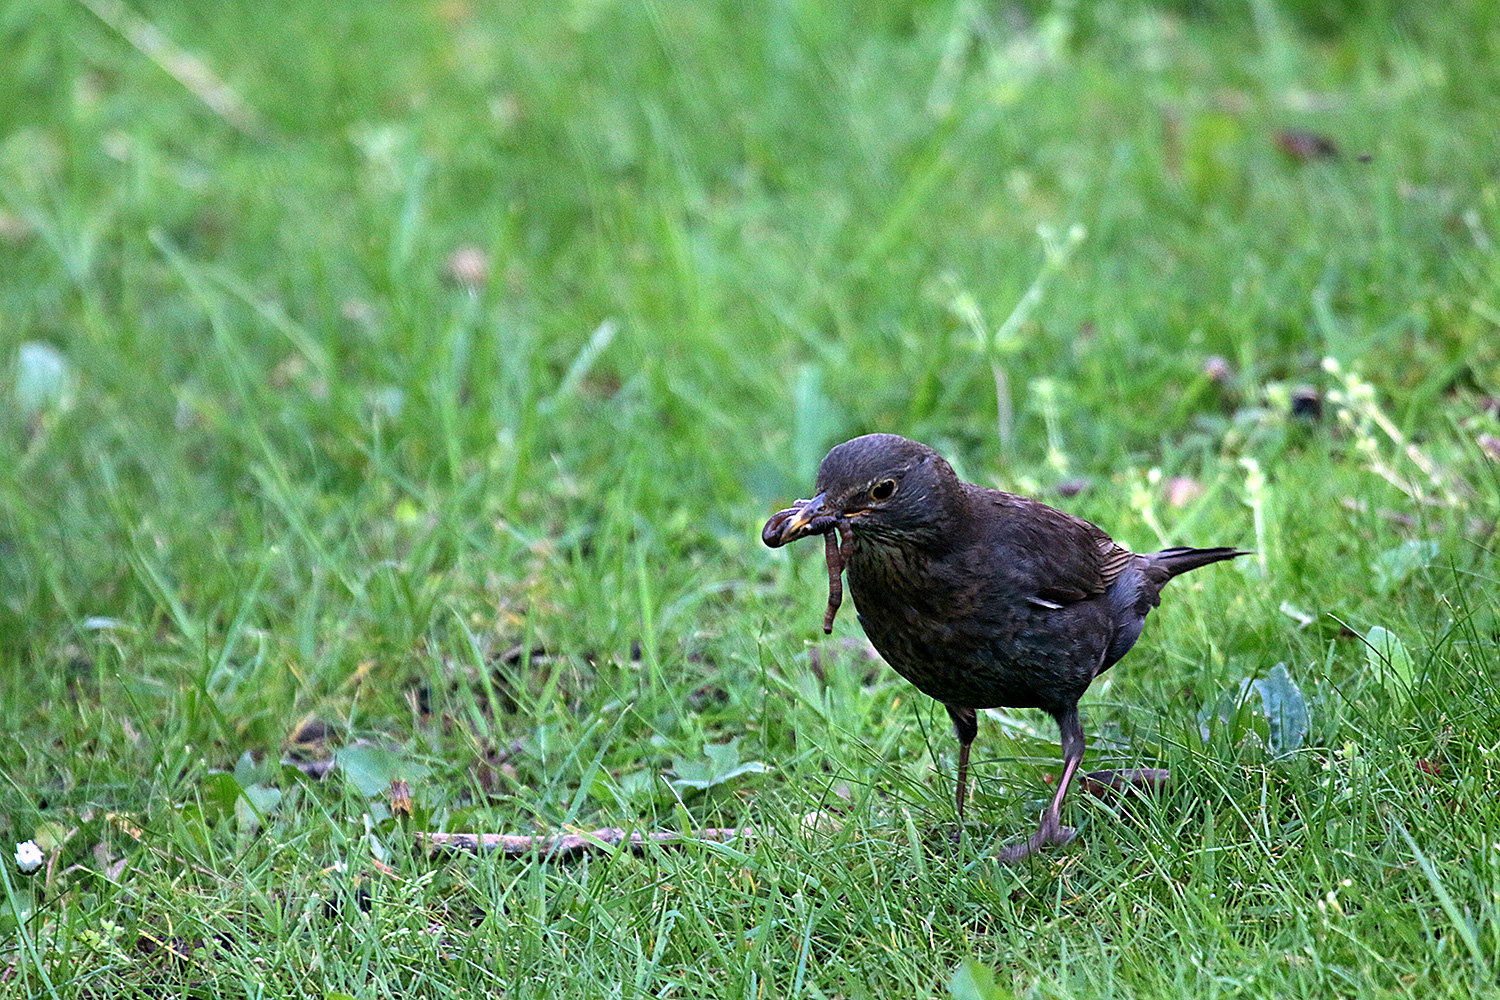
{"left": 972, "top": 488, "right": 1132, "bottom": 605}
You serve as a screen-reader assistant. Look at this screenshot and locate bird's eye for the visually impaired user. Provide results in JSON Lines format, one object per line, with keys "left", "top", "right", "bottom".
{"left": 870, "top": 479, "right": 897, "bottom": 501}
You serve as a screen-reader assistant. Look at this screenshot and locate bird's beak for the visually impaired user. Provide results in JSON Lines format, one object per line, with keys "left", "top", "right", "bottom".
{"left": 762, "top": 492, "right": 837, "bottom": 548}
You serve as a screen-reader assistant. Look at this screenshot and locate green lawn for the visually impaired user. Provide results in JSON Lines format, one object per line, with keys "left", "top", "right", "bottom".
{"left": 3, "top": 0, "right": 1499, "bottom": 996}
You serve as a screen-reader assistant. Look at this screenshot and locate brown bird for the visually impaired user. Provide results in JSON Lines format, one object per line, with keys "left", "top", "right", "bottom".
{"left": 764, "top": 433, "right": 1246, "bottom": 861}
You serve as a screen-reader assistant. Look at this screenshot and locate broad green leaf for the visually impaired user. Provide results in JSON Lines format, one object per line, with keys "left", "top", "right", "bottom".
{"left": 669, "top": 737, "right": 770, "bottom": 792}
{"left": 1372, "top": 540, "right": 1439, "bottom": 595}
{"left": 235, "top": 784, "right": 283, "bottom": 843}
{"left": 233, "top": 750, "right": 259, "bottom": 788}
{"left": 950, "top": 958, "right": 1016, "bottom": 1000}
{"left": 1197, "top": 677, "right": 1257, "bottom": 744}
{"left": 1199, "top": 665, "right": 1309, "bottom": 758}
{"left": 1, "top": 887, "right": 37, "bottom": 931}
{"left": 335, "top": 746, "right": 430, "bottom": 798}
{"left": 242, "top": 784, "right": 283, "bottom": 816}
{"left": 30, "top": 821, "right": 73, "bottom": 853}
{"left": 1365, "top": 625, "right": 1416, "bottom": 694}
{"left": 201, "top": 772, "right": 243, "bottom": 821}
{"left": 1252, "top": 663, "right": 1308, "bottom": 757}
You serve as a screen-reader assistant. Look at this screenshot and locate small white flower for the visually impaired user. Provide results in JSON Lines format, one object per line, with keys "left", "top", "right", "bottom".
{"left": 15, "top": 840, "right": 43, "bottom": 873}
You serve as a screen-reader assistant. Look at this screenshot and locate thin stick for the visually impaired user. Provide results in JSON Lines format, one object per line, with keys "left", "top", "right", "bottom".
{"left": 417, "top": 827, "right": 751, "bottom": 860}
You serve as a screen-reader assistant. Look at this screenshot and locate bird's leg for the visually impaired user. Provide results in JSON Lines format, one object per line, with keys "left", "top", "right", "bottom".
{"left": 998, "top": 706, "right": 1084, "bottom": 862}
{"left": 946, "top": 705, "right": 978, "bottom": 829}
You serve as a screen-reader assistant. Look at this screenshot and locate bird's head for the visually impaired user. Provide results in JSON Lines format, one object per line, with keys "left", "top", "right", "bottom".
{"left": 763, "top": 433, "right": 961, "bottom": 548}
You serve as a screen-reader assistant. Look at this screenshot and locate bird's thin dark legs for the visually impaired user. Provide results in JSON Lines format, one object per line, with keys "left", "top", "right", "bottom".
{"left": 946, "top": 706, "right": 978, "bottom": 825}
{"left": 999, "top": 706, "right": 1084, "bottom": 862}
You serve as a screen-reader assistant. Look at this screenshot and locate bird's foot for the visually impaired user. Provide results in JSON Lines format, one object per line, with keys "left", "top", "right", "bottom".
{"left": 996, "top": 813, "right": 1076, "bottom": 863}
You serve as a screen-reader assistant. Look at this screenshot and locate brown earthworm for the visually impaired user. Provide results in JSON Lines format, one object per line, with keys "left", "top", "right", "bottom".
{"left": 821, "top": 520, "right": 853, "bottom": 633}
{"left": 763, "top": 503, "right": 852, "bottom": 632}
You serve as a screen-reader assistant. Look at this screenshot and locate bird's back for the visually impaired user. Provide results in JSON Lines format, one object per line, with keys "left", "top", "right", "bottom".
{"left": 845, "top": 486, "right": 1115, "bottom": 712}
{"left": 847, "top": 482, "right": 1244, "bottom": 715}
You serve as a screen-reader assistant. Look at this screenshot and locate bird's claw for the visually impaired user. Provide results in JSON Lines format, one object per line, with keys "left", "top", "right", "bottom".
{"left": 997, "top": 814, "right": 1077, "bottom": 863}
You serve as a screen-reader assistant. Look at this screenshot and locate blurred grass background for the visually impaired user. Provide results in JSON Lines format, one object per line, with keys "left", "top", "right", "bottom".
{"left": 2, "top": 0, "right": 1499, "bottom": 996}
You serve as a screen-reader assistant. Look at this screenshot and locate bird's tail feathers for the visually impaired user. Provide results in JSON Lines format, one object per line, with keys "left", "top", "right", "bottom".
{"left": 1149, "top": 546, "right": 1250, "bottom": 578}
